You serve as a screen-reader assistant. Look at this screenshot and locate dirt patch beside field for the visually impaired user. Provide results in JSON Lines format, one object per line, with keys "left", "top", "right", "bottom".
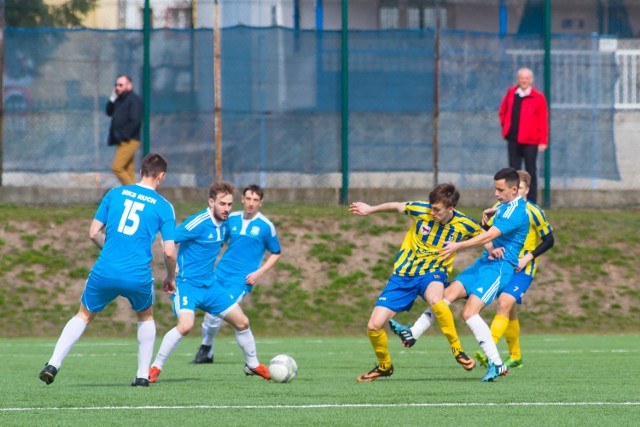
{"left": 2, "top": 208, "right": 639, "bottom": 337}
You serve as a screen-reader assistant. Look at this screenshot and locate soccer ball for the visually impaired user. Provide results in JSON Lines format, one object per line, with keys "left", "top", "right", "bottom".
{"left": 268, "top": 354, "right": 297, "bottom": 383}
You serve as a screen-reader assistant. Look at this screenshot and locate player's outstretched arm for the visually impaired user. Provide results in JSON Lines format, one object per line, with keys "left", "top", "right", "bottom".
{"left": 440, "top": 226, "right": 503, "bottom": 260}
{"left": 349, "top": 201, "right": 405, "bottom": 216}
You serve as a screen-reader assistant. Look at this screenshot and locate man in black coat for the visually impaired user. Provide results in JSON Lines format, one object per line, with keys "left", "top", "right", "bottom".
{"left": 106, "top": 74, "right": 143, "bottom": 185}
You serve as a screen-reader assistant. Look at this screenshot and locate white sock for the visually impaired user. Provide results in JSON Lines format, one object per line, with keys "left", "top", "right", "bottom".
{"left": 466, "top": 314, "right": 502, "bottom": 365}
{"left": 236, "top": 328, "right": 259, "bottom": 369}
{"left": 48, "top": 316, "right": 87, "bottom": 368}
{"left": 137, "top": 320, "right": 156, "bottom": 379}
{"left": 411, "top": 299, "right": 450, "bottom": 339}
{"left": 411, "top": 309, "right": 434, "bottom": 339}
{"left": 202, "top": 315, "right": 223, "bottom": 358}
{"left": 152, "top": 327, "right": 184, "bottom": 370}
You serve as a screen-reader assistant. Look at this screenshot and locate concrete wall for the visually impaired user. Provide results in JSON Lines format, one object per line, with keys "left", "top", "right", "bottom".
{"left": 2, "top": 185, "right": 640, "bottom": 209}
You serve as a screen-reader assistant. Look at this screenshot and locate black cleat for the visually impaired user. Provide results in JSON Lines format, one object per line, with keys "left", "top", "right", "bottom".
{"left": 39, "top": 364, "right": 58, "bottom": 385}
{"left": 131, "top": 377, "right": 150, "bottom": 387}
{"left": 190, "top": 344, "right": 214, "bottom": 364}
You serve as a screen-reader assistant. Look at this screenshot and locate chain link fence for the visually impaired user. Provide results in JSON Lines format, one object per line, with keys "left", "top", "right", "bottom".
{"left": 2, "top": 0, "right": 640, "bottom": 193}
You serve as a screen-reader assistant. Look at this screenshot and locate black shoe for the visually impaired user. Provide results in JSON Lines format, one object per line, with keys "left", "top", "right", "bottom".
{"left": 190, "top": 344, "right": 214, "bottom": 364}
{"left": 39, "top": 364, "right": 58, "bottom": 385}
{"left": 131, "top": 377, "right": 150, "bottom": 387}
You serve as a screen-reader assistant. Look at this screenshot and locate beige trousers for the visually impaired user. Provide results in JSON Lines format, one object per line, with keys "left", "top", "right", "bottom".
{"left": 112, "top": 139, "right": 140, "bottom": 185}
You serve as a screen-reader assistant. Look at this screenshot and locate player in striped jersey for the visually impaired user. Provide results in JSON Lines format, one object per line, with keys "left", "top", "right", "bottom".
{"left": 39, "top": 153, "right": 177, "bottom": 387}
{"left": 350, "top": 183, "right": 483, "bottom": 382}
{"left": 149, "top": 182, "right": 272, "bottom": 382}
{"left": 474, "top": 170, "right": 554, "bottom": 370}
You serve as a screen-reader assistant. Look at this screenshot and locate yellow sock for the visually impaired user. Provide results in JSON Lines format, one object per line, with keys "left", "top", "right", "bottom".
{"left": 490, "top": 315, "right": 509, "bottom": 344}
{"left": 504, "top": 319, "right": 522, "bottom": 360}
{"left": 367, "top": 329, "right": 391, "bottom": 370}
{"left": 432, "top": 300, "right": 463, "bottom": 356}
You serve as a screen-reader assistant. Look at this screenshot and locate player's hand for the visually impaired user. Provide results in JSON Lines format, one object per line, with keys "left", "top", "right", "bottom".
{"left": 109, "top": 89, "right": 117, "bottom": 102}
{"left": 482, "top": 208, "right": 498, "bottom": 226}
{"left": 488, "top": 246, "right": 505, "bottom": 260}
{"left": 515, "top": 253, "right": 533, "bottom": 272}
{"left": 439, "top": 241, "right": 459, "bottom": 260}
{"left": 245, "top": 271, "right": 260, "bottom": 285}
{"left": 163, "top": 277, "right": 176, "bottom": 294}
{"left": 349, "top": 202, "right": 371, "bottom": 216}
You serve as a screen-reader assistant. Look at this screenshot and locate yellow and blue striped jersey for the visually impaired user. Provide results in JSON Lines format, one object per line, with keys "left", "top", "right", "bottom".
{"left": 394, "top": 201, "right": 482, "bottom": 276}
{"left": 487, "top": 200, "right": 553, "bottom": 277}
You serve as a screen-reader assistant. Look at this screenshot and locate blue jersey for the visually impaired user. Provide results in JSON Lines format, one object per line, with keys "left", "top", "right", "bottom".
{"left": 175, "top": 208, "right": 229, "bottom": 287}
{"left": 90, "top": 183, "right": 176, "bottom": 284}
{"left": 484, "top": 196, "right": 529, "bottom": 266}
{"left": 214, "top": 211, "right": 281, "bottom": 278}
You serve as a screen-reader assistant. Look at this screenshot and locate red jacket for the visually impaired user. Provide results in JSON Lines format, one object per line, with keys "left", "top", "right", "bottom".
{"left": 499, "top": 85, "right": 549, "bottom": 146}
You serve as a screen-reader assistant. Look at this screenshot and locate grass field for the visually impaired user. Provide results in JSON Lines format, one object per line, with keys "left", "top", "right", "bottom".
{"left": 2, "top": 334, "right": 639, "bottom": 426}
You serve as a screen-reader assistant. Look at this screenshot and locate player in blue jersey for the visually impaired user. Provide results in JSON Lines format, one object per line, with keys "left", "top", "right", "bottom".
{"left": 149, "top": 182, "right": 271, "bottom": 382}
{"left": 434, "top": 167, "right": 529, "bottom": 382}
{"left": 474, "top": 170, "right": 554, "bottom": 370}
{"left": 349, "top": 183, "right": 483, "bottom": 382}
{"left": 38, "top": 153, "right": 177, "bottom": 387}
{"left": 191, "top": 184, "right": 281, "bottom": 372}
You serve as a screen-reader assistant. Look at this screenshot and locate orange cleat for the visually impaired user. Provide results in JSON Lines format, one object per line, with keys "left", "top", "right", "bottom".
{"left": 243, "top": 363, "right": 271, "bottom": 380}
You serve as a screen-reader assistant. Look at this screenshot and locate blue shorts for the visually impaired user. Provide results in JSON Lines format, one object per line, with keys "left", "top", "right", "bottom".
{"left": 375, "top": 270, "right": 448, "bottom": 313}
{"left": 82, "top": 271, "right": 154, "bottom": 313}
{"left": 454, "top": 257, "right": 515, "bottom": 307}
{"left": 213, "top": 273, "right": 252, "bottom": 303}
{"left": 171, "top": 280, "right": 237, "bottom": 317}
{"left": 498, "top": 271, "right": 533, "bottom": 304}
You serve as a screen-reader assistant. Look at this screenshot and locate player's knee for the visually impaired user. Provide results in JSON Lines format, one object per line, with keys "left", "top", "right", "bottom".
{"left": 177, "top": 319, "right": 194, "bottom": 335}
{"left": 366, "top": 320, "right": 383, "bottom": 331}
{"left": 461, "top": 306, "right": 477, "bottom": 321}
{"left": 234, "top": 316, "right": 250, "bottom": 330}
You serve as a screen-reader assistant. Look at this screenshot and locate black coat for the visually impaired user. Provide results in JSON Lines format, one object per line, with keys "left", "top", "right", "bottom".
{"left": 105, "top": 91, "right": 143, "bottom": 146}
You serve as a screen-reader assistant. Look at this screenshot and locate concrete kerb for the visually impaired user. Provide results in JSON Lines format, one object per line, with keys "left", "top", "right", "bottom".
{"left": 1, "top": 186, "right": 639, "bottom": 209}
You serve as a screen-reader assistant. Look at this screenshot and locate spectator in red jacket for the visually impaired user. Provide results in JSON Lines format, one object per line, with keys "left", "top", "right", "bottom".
{"left": 499, "top": 68, "right": 548, "bottom": 204}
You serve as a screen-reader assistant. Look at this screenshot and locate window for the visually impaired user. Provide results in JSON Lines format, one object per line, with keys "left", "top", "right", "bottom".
{"left": 380, "top": 6, "right": 400, "bottom": 29}
{"left": 380, "top": 1, "right": 447, "bottom": 30}
{"left": 166, "top": 7, "right": 193, "bottom": 29}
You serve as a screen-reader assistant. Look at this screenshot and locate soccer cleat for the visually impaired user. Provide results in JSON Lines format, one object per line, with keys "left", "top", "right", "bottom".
{"left": 131, "top": 377, "right": 150, "bottom": 387}
{"left": 39, "top": 364, "right": 58, "bottom": 385}
{"left": 244, "top": 363, "right": 271, "bottom": 380}
{"left": 505, "top": 357, "right": 523, "bottom": 369}
{"left": 474, "top": 350, "right": 489, "bottom": 368}
{"left": 454, "top": 351, "right": 475, "bottom": 371}
{"left": 190, "top": 344, "right": 214, "bottom": 364}
{"left": 388, "top": 319, "right": 416, "bottom": 348}
{"left": 481, "top": 362, "right": 508, "bottom": 382}
{"left": 357, "top": 364, "right": 394, "bottom": 382}
{"left": 149, "top": 366, "right": 161, "bottom": 383}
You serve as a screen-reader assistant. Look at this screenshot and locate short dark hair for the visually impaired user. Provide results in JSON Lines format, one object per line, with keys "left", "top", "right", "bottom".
{"left": 243, "top": 184, "right": 264, "bottom": 200}
{"left": 140, "top": 153, "right": 168, "bottom": 178}
{"left": 494, "top": 167, "right": 520, "bottom": 188}
{"left": 117, "top": 74, "right": 132, "bottom": 84}
{"left": 517, "top": 170, "right": 531, "bottom": 189}
{"left": 209, "top": 181, "right": 234, "bottom": 200}
{"left": 428, "top": 183, "right": 460, "bottom": 208}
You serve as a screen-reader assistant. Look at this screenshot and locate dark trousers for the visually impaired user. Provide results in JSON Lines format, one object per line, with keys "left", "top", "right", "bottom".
{"left": 508, "top": 139, "right": 539, "bottom": 204}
